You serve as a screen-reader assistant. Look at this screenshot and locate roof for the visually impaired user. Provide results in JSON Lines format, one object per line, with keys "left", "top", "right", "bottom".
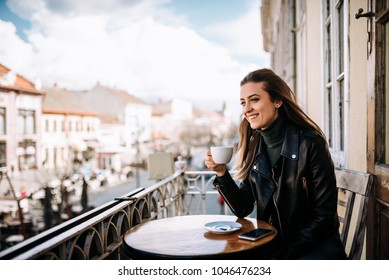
{"left": 43, "top": 86, "right": 97, "bottom": 116}
{"left": 68, "top": 84, "right": 149, "bottom": 124}
{"left": 0, "top": 64, "right": 44, "bottom": 95}
{"left": 152, "top": 100, "right": 172, "bottom": 116}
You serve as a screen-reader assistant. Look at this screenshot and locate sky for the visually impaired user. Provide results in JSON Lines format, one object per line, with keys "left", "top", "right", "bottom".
{"left": 0, "top": 0, "right": 270, "bottom": 117}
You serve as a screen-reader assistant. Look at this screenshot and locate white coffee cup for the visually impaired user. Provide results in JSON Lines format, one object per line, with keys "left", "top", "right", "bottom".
{"left": 210, "top": 146, "right": 234, "bottom": 164}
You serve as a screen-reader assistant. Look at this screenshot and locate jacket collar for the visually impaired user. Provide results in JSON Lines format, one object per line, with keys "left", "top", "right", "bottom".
{"left": 255, "top": 123, "right": 299, "bottom": 166}
{"left": 280, "top": 124, "right": 299, "bottom": 161}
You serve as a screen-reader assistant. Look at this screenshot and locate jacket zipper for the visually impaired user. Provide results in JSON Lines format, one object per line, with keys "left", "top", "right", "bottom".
{"left": 302, "top": 177, "right": 310, "bottom": 208}
{"left": 302, "top": 177, "right": 307, "bottom": 189}
{"left": 271, "top": 168, "right": 284, "bottom": 238}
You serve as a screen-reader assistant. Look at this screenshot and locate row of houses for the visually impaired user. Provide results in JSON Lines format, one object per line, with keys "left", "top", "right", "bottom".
{"left": 259, "top": 0, "right": 389, "bottom": 259}
{"left": 0, "top": 63, "right": 235, "bottom": 194}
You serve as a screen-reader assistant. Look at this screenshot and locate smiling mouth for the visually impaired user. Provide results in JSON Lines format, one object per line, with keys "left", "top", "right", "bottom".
{"left": 247, "top": 115, "right": 258, "bottom": 121}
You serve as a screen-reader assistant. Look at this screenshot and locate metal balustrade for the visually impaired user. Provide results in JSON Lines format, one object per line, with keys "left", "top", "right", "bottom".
{"left": 0, "top": 170, "right": 221, "bottom": 260}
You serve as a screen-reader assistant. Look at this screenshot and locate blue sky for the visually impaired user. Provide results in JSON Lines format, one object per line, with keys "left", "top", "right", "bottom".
{"left": 169, "top": 0, "right": 257, "bottom": 63}
{"left": 169, "top": 0, "right": 250, "bottom": 37}
{"left": 0, "top": 0, "right": 30, "bottom": 38}
{"left": 0, "top": 0, "right": 269, "bottom": 114}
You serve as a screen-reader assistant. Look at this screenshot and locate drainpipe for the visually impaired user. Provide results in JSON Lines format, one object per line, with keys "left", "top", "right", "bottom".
{"left": 291, "top": 0, "right": 297, "bottom": 94}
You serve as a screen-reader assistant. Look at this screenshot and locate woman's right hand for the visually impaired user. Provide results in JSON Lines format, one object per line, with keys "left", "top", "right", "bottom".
{"left": 204, "top": 149, "right": 227, "bottom": 177}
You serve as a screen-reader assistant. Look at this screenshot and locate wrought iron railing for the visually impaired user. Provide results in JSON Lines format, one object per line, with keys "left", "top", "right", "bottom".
{"left": 0, "top": 170, "right": 222, "bottom": 260}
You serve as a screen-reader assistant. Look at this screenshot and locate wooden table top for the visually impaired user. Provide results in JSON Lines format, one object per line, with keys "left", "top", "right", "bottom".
{"left": 123, "top": 214, "right": 277, "bottom": 259}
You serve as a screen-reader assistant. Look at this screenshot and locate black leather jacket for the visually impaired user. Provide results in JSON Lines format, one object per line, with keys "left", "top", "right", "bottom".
{"left": 214, "top": 123, "right": 341, "bottom": 258}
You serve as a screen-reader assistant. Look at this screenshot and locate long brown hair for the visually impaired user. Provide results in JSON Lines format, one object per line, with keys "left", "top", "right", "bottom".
{"left": 234, "top": 68, "right": 325, "bottom": 180}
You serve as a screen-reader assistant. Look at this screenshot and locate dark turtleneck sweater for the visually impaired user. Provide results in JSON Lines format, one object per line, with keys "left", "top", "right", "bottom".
{"left": 259, "top": 116, "right": 287, "bottom": 167}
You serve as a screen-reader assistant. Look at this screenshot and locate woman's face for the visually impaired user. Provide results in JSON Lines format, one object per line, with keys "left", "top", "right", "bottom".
{"left": 240, "top": 82, "right": 281, "bottom": 130}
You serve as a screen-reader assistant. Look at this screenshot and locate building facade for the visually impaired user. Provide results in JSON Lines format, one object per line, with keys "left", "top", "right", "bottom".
{"left": 42, "top": 86, "right": 100, "bottom": 172}
{"left": 68, "top": 84, "right": 152, "bottom": 171}
{"left": 0, "top": 64, "right": 44, "bottom": 176}
{"left": 260, "top": 0, "right": 389, "bottom": 259}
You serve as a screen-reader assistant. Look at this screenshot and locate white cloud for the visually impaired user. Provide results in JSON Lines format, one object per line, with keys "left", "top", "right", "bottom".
{"left": 1, "top": 0, "right": 269, "bottom": 116}
{"left": 204, "top": 1, "right": 270, "bottom": 66}
{"left": 0, "top": 20, "right": 34, "bottom": 73}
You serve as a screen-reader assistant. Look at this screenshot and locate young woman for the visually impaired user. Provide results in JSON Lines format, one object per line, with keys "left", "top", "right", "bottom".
{"left": 204, "top": 68, "right": 347, "bottom": 259}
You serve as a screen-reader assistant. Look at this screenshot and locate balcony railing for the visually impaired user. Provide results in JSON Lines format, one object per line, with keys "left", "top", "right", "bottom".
{"left": 0, "top": 170, "right": 222, "bottom": 260}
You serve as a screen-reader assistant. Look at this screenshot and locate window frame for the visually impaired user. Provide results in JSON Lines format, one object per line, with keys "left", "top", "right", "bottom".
{"left": 321, "top": 0, "right": 349, "bottom": 167}
{"left": 18, "top": 109, "right": 36, "bottom": 135}
{"left": 0, "top": 142, "right": 6, "bottom": 167}
{"left": 375, "top": 0, "right": 389, "bottom": 165}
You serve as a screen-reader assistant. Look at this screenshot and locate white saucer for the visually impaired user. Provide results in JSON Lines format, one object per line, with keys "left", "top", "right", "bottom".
{"left": 204, "top": 221, "right": 242, "bottom": 234}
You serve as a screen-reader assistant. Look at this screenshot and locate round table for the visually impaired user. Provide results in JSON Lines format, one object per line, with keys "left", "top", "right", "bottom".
{"left": 123, "top": 214, "right": 277, "bottom": 259}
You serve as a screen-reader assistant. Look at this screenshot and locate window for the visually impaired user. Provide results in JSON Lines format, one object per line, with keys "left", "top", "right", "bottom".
{"left": 54, "top": 147, "right": 58, "bottom": 167}
{"left": 0, "top": 108, "right": 5, "bottom": 134}
{"left": 384, "top": 19, "right": 389, "bottom": 164}
{"left": 17, "top": 140, "right": 37, "bottom": 170}
{"left": 0, "top": 142, "right": 6, "bottom": 167}
{"left": 18, "top": 109, "right": 36, "bottom": 135}
{"left": 61, "top": 147, "right": 66, "bottom": 162}
{"left": 45, "top": 119, "right": 49, "bottom": 133}
{"left": 322, "top": 0, "right": 348, "bottom": 167}
{"left": 43, "top": 148, "right": 48, "bottom": 166}
{"left": 376, "top": 0, "right": 389, "bottom": 164}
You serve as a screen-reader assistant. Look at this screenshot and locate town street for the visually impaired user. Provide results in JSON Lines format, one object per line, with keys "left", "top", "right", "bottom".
{"left": 87, "top": 169, "right": 224, "bottom": 215}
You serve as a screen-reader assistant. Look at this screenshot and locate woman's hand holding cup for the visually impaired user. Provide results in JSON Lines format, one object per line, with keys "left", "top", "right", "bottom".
{"left": 204, "top": 146, "right": 233, "bottom": 177}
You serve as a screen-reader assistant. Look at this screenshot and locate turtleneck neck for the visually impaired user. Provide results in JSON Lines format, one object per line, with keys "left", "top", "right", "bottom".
{"left": 260, "top": 116, "right": 286, "bottom": 146}
{"left": 258, "top": 116, "right": 286, "bottom": 166}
